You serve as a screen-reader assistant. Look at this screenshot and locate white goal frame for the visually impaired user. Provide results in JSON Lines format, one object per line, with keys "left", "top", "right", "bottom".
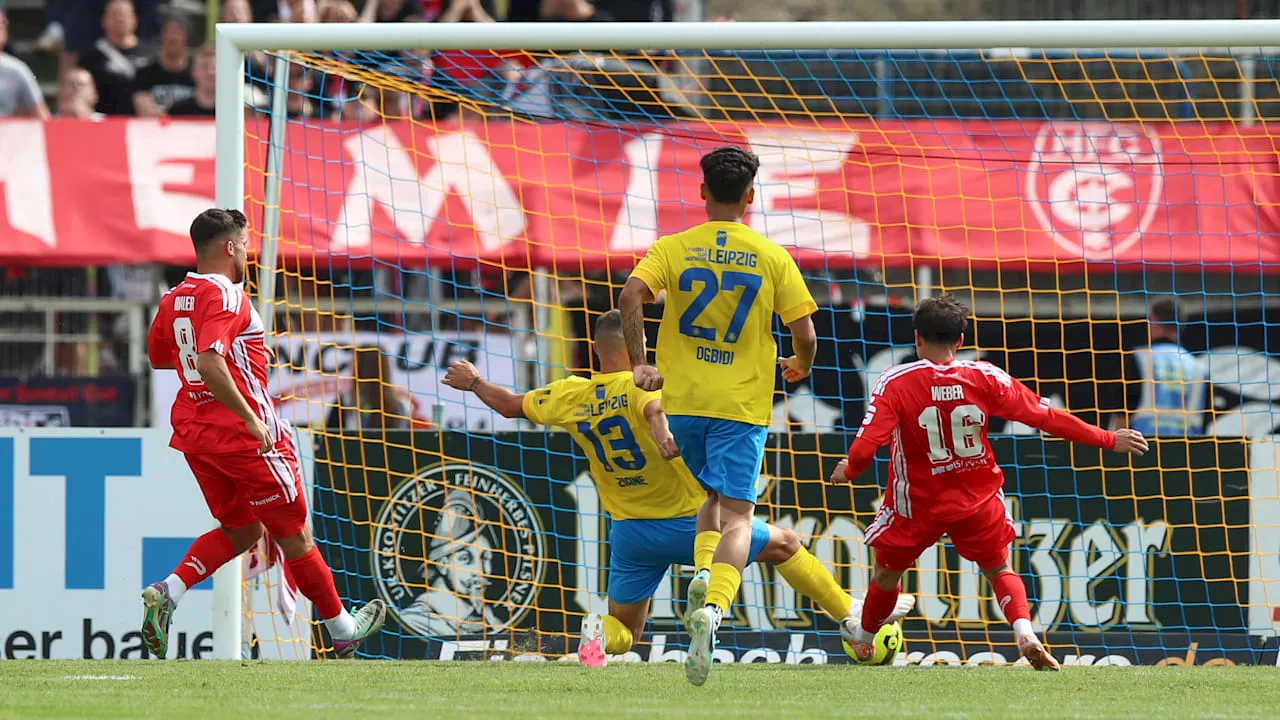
{"left": 211, "top": 18, "right": 1280, "bottom": 660}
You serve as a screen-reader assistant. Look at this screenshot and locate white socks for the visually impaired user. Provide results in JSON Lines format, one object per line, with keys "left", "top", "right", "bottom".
{"left": 324, "top": 609, "right": 357, "bottom": 641}
{"left": 1012, "top": 618, "right": 1035, "bottom": 641}
{"left": 163, "top": 575, "right": 189, "bottom": 604}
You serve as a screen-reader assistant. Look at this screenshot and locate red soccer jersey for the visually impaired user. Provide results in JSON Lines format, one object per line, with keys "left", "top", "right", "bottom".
{"left": 148, "top": 272, "right": 285, "bottom": 455}
{"left": 845, "top": 359, "right": 1115, "bottom": 523}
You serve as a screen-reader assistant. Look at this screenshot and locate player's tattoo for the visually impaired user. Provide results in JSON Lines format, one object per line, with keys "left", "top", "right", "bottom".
{"left": 622, "top": 303, "right": 647, "bottom": 368}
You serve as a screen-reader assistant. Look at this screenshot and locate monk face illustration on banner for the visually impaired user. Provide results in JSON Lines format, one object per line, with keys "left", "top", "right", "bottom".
{"left": 372, "top": 464, "right": 544, "bottom": 638}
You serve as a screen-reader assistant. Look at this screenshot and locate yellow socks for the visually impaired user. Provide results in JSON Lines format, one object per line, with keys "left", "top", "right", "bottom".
{"left": 694, "top": 531, "right": 722, "bottom": 574}
{"left": 705, "top": 562, "right": 742, "bottom": 612}
{"left": 775, "top": 546, "right": 852, "bottom": 621}
{"left": 602, "top": 615, "right": 633, "bottom": 655}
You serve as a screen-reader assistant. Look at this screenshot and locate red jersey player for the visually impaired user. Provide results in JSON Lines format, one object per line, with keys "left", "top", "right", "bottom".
{"left": 142, "top": 208, "right": 385, "bottom": 659}
{"left": 831, "top": 295, "right": 1148, "bottom": 670}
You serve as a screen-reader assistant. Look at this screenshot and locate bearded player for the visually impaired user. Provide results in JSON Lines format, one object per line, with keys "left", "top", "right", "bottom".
{"left": 443, "top": 310, "right": 855, "bottom": 667}
{"left": 618, "top": 145, "right": 826, "bottom": 686}
{"left": 143, "top": 208, "right": 386, "bottom": 659}
{"left": 832, "top": 295, "right": 1149, "bottom": 670}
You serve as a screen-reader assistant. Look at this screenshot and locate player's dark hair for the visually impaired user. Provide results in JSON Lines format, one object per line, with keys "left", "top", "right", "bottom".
{"left": 700, "top": 146, "right": 759, "bottom": 204}
{"left": 594, "top": 309, "right": 624, "bottom": 346}
{"left": 1149, "top": 297, "right": 1181, "bottom": 325}
{"left": 189, "top": 208, "right": 247, "bottom": 256}
{"left": 913, "top": 294, "right": 970, "bottom": 345}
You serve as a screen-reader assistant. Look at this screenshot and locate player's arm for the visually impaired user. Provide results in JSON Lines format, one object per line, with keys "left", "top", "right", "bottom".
{"left": 196, "top": 350, "right": 268, "bottom": 433}
{"left": 643, "top": 399, "right": 680, "bottom": 460}
{"left": 996, "top": 373, "right": 1148, "bottom": 455}
{"left": 619, "top": 276, "right": 662, "bottom": 392}
{"left": 621, "top": 242, "right": 668, "bottom": 391}
{"left": 442, "top": 360, "right": 526, "bottom": 419}
{"left": 831, "top": 387, "right": 900, "bottom": 484}
{"left": 781, "top": 315, "right": 817, "bottom": 382}
{"left": 146, "top": 312, "right": 176, "bottom": 370}
{"left": 194, "top": 295, "right": 272, "bottom": 453}
{"left": 776, "top": 256, "right": 819, "bottom": 382}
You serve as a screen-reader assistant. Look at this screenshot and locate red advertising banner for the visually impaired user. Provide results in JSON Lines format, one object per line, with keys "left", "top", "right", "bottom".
{"left": 2, "top": 117, "right": 1278, "bottom": 271}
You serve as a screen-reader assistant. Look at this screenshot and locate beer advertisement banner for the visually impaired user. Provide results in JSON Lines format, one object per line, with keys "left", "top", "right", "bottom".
{"left": 312, "top": 431, "right": 1270, "bottom": 666}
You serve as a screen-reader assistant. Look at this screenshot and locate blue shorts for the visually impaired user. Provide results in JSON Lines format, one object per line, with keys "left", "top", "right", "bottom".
{"left": 608, "top": 515, "right": 771, "bottom": 605}
{"left": 667, "top": 416, "right": 769, "bottom": 502}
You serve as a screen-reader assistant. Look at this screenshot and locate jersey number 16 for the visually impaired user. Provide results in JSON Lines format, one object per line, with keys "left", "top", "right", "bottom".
{"left": 918, "top": 404, "right": 986, "bottom": 463}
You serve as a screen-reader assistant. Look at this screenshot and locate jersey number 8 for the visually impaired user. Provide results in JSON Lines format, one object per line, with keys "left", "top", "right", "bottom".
{"left": 918, "top": 404, "right": 986, "bottom": 463}
{"left": 173, "top": 318, "right": 204, "bottom": 384}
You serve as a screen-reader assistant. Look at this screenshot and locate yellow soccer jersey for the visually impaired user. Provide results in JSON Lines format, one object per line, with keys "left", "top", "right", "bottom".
{"left": 522, "top": 371, "right": 706, "bottom": 521}
{"left": 630, "top": 221, "right": 818, "bottom": 426}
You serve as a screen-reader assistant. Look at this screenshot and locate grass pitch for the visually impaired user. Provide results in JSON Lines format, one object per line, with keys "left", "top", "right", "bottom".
{"left": 1, "top": 660, "right": 1276, "bottom": 719}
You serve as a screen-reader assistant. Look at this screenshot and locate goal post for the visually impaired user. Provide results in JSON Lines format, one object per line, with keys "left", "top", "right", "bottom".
{"left": 215, "top": 20, "right": 1280, "bottom": 663}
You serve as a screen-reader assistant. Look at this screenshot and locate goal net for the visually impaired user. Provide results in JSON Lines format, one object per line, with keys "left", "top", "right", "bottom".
{"left": 221, "top": 21, "right": 1280, "bottom": 665}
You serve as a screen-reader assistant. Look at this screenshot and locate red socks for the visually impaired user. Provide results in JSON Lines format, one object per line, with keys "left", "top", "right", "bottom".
{"left": 285, "top": 546, "right": 344, "bottom": 620}
{"left": 991, "top": 570, "right": 1032, "bottom": 625}
{"left": 173, "top": 529, "right": 237, "bottom": 589}
{"left": 861, "top": 581, "right": 901, "bottom": 634}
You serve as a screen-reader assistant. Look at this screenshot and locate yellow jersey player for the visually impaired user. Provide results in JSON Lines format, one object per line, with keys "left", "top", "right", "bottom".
{"left": 442, "top": 310, "right": 850, "bottom": 667}
{"left": 619, "top": 146, "right": 820, "bottom": 686}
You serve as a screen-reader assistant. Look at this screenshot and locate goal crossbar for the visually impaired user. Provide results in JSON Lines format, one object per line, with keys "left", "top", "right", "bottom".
{"left": 215, "top": 19, "right": 1280, "bottom": 52}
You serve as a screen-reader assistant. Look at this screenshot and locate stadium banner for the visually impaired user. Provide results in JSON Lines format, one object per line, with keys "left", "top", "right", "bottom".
{"left": 773, "top": 304, "right": 1280, "bottom": 437}
{"left": 150, "top": 331, "right": 523, "bottom": 433}
{"left": 430, "top": 630, "right": 1271, "bottom": 667}
{"left": 312, "top": 431, "right": 1269, "bottom": 665}
{"left": 3, "top": 118, "right": 1280, "bottom": 270}
{"left": 0, "top": 376, "right": 136, "bottom": 427}
{"left": 0, "top": 428, "right": 315, "bottom": 660}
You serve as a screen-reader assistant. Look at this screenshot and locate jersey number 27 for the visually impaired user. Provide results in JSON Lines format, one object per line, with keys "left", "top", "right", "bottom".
{"left": 677, "top": 269, "right": 761, "bottom": 344}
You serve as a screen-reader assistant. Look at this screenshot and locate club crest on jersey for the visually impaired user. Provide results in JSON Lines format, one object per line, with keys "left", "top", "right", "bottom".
{"left": 372, "top": 463, "right": 544, "bottom": 638}
{"left": 1026, "top": 122, "right": 1162, "bottom": 260}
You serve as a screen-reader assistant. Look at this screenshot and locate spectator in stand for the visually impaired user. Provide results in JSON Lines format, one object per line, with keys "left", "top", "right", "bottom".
{"left": 55, "top": 67, "right": 103, "bottom": 118}
{"left": 284, "top": 62, "right": 329, "bottom": 119}
{"left": 280, "top": 0, "right": 320, "bottom": 22}
{"left": 0, "top": 9, "right": 51, "bottom": 118}
{"left": 319, "top": 0, "right": 380, "bottom": 22}
{"left": 505, "top": 0, "right": 538, "bottom": 20}
{"left": 338, "top": 81, "right": 411, "bottom": 122}
{"left": 508, "top": 0, "right": 670, "bottom": 20}
{"left": 133, "top": 13, "right": 193, "bottom": 116}
{"left": 540, "top": 0, "right": 612, "bottom": 20}
{"left": 166, "top": 45, "right": 213, "bottom": 116}
{"left": 80, "top": 0, "right": 154, "bottom": 115}
{"left": 1112, "top": 297, "right": 1213, "bottom": 437}
{"left": 325, "top": 346, "right": 413, "bottom": 432}
{"left": 596, "top": 0, "right": 670, "bottom": 21}
{"left": 221, "top": 0, "right": 272, "bottom": 89}
{"left": 372, "top": 0, "right": 494, "bottom": 23}
{"left": 39, "top": 0, "right": 156, "bottom": 76}
{"left": 437, "top": 0, "right": 495, "bottom": 22}
{"left": 374, "top": 0, "right": 423, "bottom": 22}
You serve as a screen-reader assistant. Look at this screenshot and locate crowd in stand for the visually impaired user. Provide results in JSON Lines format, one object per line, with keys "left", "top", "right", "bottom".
{"left": 0, "top": 0, "right": 681, "bottom": 122}
{"left": 0, "top": 0, "right": 686, "bottom": 379}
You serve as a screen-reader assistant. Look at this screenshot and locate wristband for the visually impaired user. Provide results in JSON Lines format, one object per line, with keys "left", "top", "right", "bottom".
{"left": 468, "top": 377, "right": 481, "bottom": 392}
